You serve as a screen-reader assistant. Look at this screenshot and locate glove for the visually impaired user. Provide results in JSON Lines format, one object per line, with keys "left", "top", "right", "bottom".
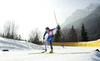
{"left": 57, "top": 25, "right": 60, "bottom": 31}
{"left": 43, "top": 37, "right": 45, "bottom": 40}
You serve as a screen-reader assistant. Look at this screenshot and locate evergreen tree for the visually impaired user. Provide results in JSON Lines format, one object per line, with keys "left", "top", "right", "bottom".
{"left": 68, "top": 25, "right": 78, "bottom": 42}
{"left": 54, "top": 25, "right": 62, "bottom": 42}
{"left": 81, "top": 24, "right": 89, "bottom": 41}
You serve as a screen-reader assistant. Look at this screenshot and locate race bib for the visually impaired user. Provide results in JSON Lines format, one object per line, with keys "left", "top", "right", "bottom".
{"left": 48, "top": 31, "right": 53, "bottom": 36}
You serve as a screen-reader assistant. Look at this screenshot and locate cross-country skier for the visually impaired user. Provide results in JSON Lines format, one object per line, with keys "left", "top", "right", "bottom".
{"left": 43, "top": 26, "right": 60, "bottom": 53}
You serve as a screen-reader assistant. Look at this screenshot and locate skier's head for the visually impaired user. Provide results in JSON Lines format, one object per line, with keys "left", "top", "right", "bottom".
{"left": 46, "top": 27, "right": 50, "bottom": 32}
{"left": 46, "top": 27, "right": 49, "bottom": 30}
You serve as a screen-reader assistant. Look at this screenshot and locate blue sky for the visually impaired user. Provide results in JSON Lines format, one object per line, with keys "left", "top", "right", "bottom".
{"left": 0, "top": 0, "right": 100, "bottom": 39}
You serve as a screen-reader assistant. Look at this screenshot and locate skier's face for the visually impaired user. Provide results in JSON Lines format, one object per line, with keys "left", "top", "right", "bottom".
{"left": 46, "top": 30, "right": 49, "bottom": 33}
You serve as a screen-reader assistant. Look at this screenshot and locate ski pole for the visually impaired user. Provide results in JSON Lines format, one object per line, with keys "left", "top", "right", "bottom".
{"left": 54, "top": 11, "right": 58, "bottom": 26}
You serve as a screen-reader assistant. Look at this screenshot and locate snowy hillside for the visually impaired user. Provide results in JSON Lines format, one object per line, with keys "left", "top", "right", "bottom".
{"left": 0, "top": 37, "right": 43, "bottom": 51}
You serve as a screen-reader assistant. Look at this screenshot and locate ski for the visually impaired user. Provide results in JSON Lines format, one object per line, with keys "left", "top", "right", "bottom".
{"left": 29, "top": 52, "right": 54, "bottom": 54}
{"left": 29, "top": 52, "right": 43, "bottom": 54}
{"left": 29, "top": 51, "right": 47, "bottom": 54}
{"left": 46, "top": 52, "right": 54, "bottom": 54}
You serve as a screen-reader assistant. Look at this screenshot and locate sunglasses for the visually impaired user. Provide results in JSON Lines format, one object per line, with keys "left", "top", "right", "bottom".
{"left": 46, "top": 29, "right": 49, "bottom": 30}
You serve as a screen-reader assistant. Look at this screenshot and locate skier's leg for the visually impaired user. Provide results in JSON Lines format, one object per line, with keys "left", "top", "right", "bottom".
{"left": 50, "top": 41, "right": 53, "bottom": 53}
{"left": 50, "top": 36, "right": 54, "bottom": 53}
{"left": 42, "top": 40, "right": 49, "bottom": 53}
{"left": 45, "top": 41, "right": 48, "bottom": 51}
{"left": 45, "top": 37, "right": 50, "bottom": 51}
{"left": 50, "top": 40, "right": 53, "bottom": 49}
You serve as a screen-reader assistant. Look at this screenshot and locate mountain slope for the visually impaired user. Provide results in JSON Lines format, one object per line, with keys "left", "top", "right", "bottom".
{"left": 62, "top": 3, "right": 100, "bottom": 28}
{"left": 62, "top": 3, "right": 100, "bottom": 40}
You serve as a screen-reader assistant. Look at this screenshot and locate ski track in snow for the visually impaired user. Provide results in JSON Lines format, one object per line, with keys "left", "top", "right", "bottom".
{"left": 0, "top": 37, "right": 100, "bottom": 61}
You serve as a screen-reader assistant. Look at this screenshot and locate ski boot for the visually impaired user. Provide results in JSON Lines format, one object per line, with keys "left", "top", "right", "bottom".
{"left": 50, "top": 48, "right": 53, "bottom": 53}
{"left": 50, "top": 51, "right": 53, "bottom": 53}
{"left": 42, "top": 49, "right": 47, "bottom": 53}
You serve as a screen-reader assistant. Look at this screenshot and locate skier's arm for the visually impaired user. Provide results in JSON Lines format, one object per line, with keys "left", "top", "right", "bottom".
{"left": 51, "top": 25, "right": 60, "bottom": 31}
{"left": 43, "top": 31, "right": 47, "bottom": 38}
{"left": 51, "top": 28, "right": 57, "bottom": 31}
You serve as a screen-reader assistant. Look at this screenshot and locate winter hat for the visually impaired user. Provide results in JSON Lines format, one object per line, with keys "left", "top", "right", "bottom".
{"left": 46, "top": 27, "right": 49, "bottom": 30}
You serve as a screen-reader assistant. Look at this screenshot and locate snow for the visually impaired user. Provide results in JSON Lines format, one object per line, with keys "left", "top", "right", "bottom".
{"left": 0, "top": 37, "right": 43, "bottom": 50}
{"left": 0, "top": 37, "right": 100, "bottom": 61}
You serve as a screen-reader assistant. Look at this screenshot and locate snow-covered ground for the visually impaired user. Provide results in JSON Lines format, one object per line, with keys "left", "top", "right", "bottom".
{"left": 0, "top": 37, "right": 100, "bottom": 61}
{"left": 0, "top": 37, "right": 43, "bottom": 50}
